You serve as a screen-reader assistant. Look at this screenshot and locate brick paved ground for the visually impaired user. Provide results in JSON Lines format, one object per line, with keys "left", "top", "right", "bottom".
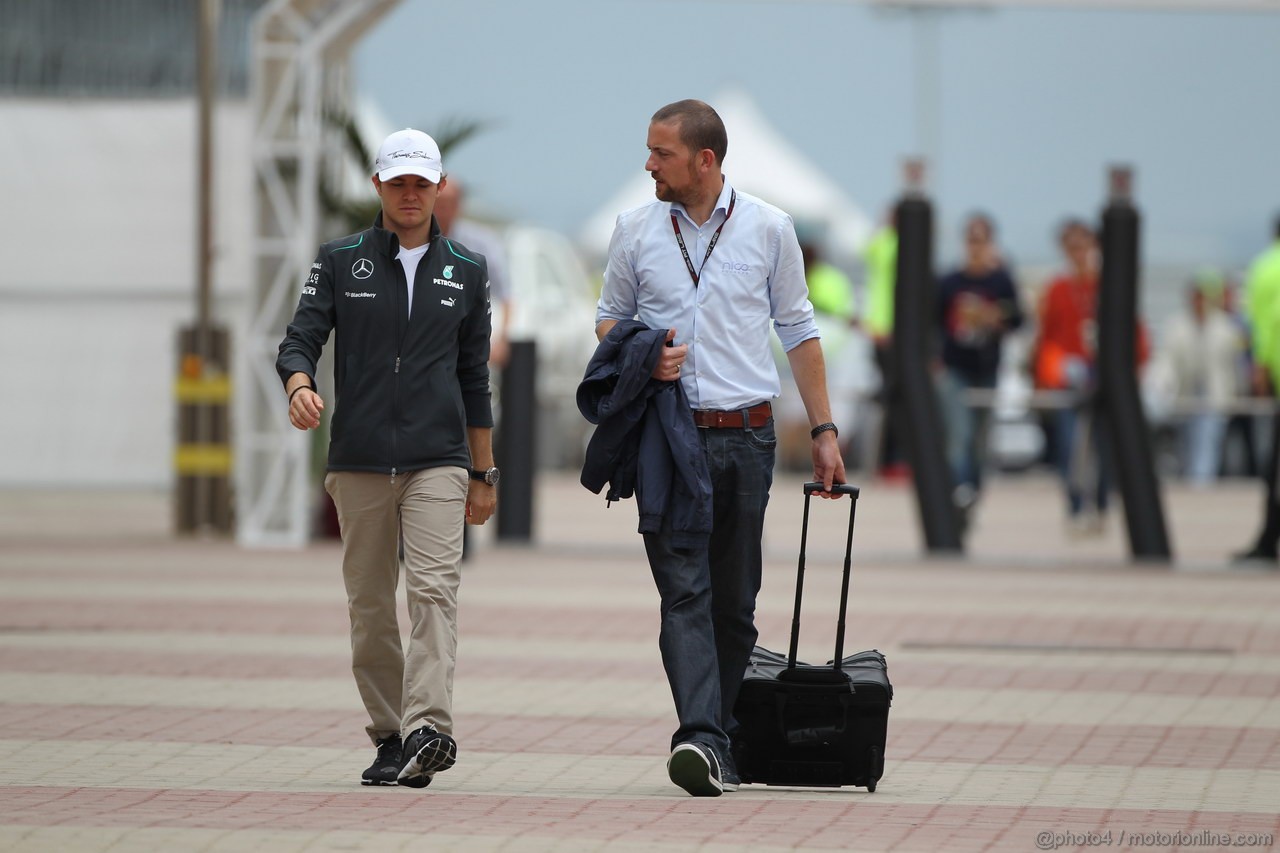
{"left": 1, "top": 471, "right": 1278, "bottom": 852}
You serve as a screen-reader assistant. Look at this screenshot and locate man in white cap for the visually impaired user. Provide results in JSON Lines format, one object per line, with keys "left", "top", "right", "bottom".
{"left": 278, "top": 128, "right": 499, "bottom": 788}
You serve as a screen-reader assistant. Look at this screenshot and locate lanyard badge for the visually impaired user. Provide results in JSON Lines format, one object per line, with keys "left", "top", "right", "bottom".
{"left": 670, "top": 190, "right": 737, "bottom": 288}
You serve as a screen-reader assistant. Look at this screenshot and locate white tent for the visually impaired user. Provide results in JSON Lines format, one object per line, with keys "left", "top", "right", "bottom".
{"left": 579, "top": 90, "right": 874, "bottom": 258}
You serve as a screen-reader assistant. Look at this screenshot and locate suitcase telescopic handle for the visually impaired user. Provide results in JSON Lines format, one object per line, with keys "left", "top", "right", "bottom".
{"left": 790, "top": 483, "right": 861, "bottom": 673}
{"left": 803, "top": 482, "right": 860, "bottom": 497}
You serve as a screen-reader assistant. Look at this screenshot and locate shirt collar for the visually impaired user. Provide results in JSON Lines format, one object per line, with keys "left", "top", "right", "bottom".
{"left": 711, "top": 177, "right": 733, "bottom": 216}
{"left": 672, "top": 176, "right": 734, "bottom": 227}
{"left": 371, "top": 211, "right": 441, "bottom": 256}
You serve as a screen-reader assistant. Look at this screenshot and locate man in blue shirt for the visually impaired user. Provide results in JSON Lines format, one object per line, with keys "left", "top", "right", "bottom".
{"left": 596, "top": 99, "right": 846, "bottom": 796}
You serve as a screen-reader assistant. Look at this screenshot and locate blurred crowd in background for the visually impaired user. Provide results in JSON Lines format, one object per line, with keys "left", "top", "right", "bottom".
{"left": 778, "top": 208, "right": 1280, "bottom": 534}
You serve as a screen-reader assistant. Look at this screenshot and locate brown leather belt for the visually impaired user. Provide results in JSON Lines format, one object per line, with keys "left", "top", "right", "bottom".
{"left": 691, "top": 401, "right": 772, "bottom": 429}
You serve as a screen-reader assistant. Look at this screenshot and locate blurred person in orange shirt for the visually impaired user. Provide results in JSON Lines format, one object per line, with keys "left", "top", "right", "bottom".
{"left": 1034, "top": 219, "right": 1150, "bottom": 532}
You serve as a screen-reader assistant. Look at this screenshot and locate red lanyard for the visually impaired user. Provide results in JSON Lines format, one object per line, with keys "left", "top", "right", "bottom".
{"left": 670, "top": 190, "right": 736, "bottom": 287}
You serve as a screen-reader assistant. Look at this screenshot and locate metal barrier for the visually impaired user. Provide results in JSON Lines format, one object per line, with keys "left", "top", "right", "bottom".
{"left": 963, "top": 388, "right": 1277, "bottom": 417}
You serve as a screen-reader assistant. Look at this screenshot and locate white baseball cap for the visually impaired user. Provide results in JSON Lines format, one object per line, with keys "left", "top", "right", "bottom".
{"left": 374, "top": 128, "right": 443, "bottom": 183}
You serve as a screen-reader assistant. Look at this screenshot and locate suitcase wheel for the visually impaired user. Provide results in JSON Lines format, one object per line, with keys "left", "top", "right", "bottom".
{"left": 866, "top": 780, "right": 876, "bottom": 792}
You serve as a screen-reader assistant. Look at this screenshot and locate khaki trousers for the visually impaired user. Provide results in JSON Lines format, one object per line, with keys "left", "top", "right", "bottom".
{"left": 325, "top": 467, "right": 468, "bottom": 744}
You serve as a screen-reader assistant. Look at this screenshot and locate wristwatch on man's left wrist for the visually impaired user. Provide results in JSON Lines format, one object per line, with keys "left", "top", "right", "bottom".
{"left": 470, "top": 466, "right": 500, "bottom": 486}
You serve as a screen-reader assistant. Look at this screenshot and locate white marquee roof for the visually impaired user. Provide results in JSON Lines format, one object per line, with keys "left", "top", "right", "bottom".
{"left": 579, "top": 91, "right": 874, "bottom": 257}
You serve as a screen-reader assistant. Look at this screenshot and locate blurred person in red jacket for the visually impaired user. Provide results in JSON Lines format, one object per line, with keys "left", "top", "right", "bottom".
{"left": 1034, "top": 219, "right": 1149, "bottom": 533}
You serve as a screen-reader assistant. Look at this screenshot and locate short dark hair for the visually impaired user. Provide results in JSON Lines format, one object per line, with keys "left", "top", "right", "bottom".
{"left": 1057, "top": 217, "right": 1094, "bottom": 244}
{"left": 651, "top": 99, "right": 728, "bottom": 165}
{"left": 965, "top": 212, "right": 996, "bottom": 239}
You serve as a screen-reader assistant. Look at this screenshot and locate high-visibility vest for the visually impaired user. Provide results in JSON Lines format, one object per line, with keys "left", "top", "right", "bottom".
{"left": 862, "top": 227, "right": 897, "bottom": 339}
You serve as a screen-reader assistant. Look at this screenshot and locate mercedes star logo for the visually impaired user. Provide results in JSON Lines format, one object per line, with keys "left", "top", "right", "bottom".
{"left": 352, "top": 258, "right": 374, "bottom": 280}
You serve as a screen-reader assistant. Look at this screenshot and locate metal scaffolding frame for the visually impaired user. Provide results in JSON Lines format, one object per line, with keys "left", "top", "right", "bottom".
{"left": 237, "top": 0, "right": 399, "bottom": 547}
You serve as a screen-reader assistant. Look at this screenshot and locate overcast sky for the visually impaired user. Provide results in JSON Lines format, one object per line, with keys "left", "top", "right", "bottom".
{"left": 353, "top": 0, "right": 1279, "bottom": 272}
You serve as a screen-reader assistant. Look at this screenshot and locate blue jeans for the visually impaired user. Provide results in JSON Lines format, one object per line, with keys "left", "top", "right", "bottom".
{"left": 1182, "top": 411, "right": 1226, "bottom": 485}
{"left": 937, "top": 368, "right": 996, "bottom": 492}
{"left": 1055, "top": 406, "right": 1110, "bottom": 517}
{"left": 642, "top": 419, "right": 775, "bottom": 766}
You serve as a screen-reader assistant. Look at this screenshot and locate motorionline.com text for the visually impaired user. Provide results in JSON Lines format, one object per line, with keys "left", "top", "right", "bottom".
{"left": 1036, "top": 829, "right": 1274, "bottom": 850}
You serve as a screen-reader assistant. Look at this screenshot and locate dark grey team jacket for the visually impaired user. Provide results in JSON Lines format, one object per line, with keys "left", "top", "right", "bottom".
{"left": 577, "top": 320, "right": 712, "bottom": 548}
{"left": 276, "top": 212, "right": 493, "bottom": 475}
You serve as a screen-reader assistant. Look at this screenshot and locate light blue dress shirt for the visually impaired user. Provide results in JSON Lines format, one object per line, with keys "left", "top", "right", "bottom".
{"left": 597, "top": 179, "right": 820, "bottom": 410}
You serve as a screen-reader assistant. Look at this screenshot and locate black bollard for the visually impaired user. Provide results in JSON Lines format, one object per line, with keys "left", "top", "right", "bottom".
{"left": 497, "top": 340, "right": 537, "bottom": 542}
{"left": 892, "top": 174, "right": 963, "bottom": 554}
{"left": 1096, "top": 167, "right": 1171, "bottom": 562}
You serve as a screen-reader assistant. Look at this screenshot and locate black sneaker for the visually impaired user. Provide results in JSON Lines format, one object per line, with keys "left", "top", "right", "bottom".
{"left": 361, "top": 734, "right": 402, "bottom": 786}
{"left": 397, "top": 725, "right": 457, "bottom": 787}
{"left": 721, "top": 765, "right": 740, "bottom": 793}
{"left": 667, "top": 743, "right": 723, "bottom": 797}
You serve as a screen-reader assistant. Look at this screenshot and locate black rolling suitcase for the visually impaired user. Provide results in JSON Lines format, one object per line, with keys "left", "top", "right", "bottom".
{"left": 730, "top": 482, "right": 892, "bottom": 790}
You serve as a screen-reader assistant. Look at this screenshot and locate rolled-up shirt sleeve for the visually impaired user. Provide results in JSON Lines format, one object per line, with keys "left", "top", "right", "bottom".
{"left": 768, "top": 215, "right": 820, "bottom": 352}
{"left": 597, "top": 216, "right": 640, "bottom": 325}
